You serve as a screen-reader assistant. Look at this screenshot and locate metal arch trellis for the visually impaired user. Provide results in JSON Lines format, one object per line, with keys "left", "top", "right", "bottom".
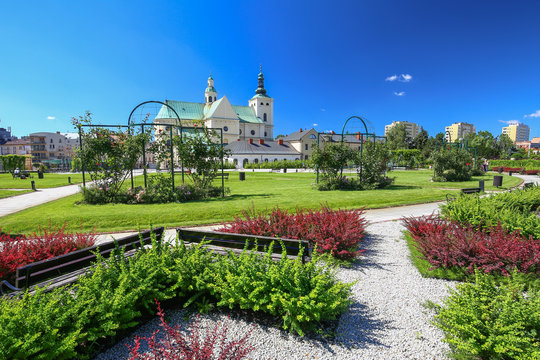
{"left": 79, "top": 101, "right": 226, "bottom": 198}
{"left": 315, "top": 115, "right": 387, "bottom": 183}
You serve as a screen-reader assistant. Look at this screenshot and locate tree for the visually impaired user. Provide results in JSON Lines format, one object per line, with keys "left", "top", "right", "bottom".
{"left": 411, "top": 127, "right": 429, "bottom": 150}
{"left": 0, "top": 155, "right": 28, "bottom": 176}
{"left": 311, "top": 143, "right": 356, "bottom": 188}
{"left": 431, "top": 148, "right": 473, "bottom": 182}
{"left": 386, "top": 123, "right": 410, "bottom": 150}
{"left": 173, "top": 127, "right": 230, "bottom": 189}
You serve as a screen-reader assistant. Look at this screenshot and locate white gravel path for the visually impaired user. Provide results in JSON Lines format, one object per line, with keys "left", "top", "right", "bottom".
{"left": 95, "top": 220, "right": 456, "bottom": 360}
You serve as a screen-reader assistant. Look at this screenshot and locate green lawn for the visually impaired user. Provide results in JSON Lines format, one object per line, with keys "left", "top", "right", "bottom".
{"left": 0, "top": 173, "right": 84, "bottom": 189}
{"left": 0, "top": 189, "right": 32, "bottom": 199}
{"left": 0, "top": 170, "right": 522, "bottom": 234}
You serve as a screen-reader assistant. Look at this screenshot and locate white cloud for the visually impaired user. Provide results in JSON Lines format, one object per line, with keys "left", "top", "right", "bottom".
{"left": 400, "top": 74, "right": 412, "bottom": 82}
{"left": 498, "top": 120, "right": 519, "bottom": 125}
{"left": 524, "top": 110, "right": 540, "bottom": 118}
{"left": 47, "top": 116, "right": 56, "bottom": 120}
{"left": 313, "top": 123, "right": 318, "bottom": 127}
{"left": 386, "top": 74, "right": 412, "bottom": 82}
{"left": 320, "top": 108, "right": 326, "bottom": 112}
{"left": 393, "top": 91, "right": 405, "bottom": 96}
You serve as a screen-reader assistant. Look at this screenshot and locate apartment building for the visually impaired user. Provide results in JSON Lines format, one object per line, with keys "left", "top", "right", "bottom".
{"left": 384, "top": 121, "right": 420, "bottom": 140}
{"left": 445, "top": 122, "right": 476, "bottom": 142}
{"left": 0, "top": 139, "right": 33, "bottom": 169}
{"left": 502, "top": 123, "right": 530, "bottom": 143}
{"left": 29, "top": 132, "right": 79, "bottom": 168}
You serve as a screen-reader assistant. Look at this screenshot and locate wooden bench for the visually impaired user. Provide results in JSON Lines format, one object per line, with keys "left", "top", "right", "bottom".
{"left": 176, "top": 228, "right": 312, "bottom": 263}
{"left": 461, "top": 187, "right": 481, "bottom": 194}
{"left": 0, "top": 227, "right": 164, "bottom": 295}
{"left": 214, "top": 172, "right": 229, "bottom": 180}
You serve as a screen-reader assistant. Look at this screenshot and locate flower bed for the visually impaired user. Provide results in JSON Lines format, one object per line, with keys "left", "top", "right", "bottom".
{"left": 0, "top": 236, "right": 352, "bottom": 359}
{"left": 218, "top": 205, "right": 367, "bottom": 260}
{"left": 403, "top": 215, "right": 540, "bottom": 276}
{"left": 0, "top": 225, "right": 96, "bottom": 282}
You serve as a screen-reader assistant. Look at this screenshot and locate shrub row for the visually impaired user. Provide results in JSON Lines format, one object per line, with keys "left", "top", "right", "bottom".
{"left": 403, "top": 216, "right": 540, "bottom": 276}
{"left": 243, "top": 159, "right": 310, "bottom": 169}
{"left": 81, "top": 174, "right": 227, "bottom": 204}
{"left": 440, "top": 187, "right": 540, "bottom": 238}
{"left": 490, "top": 159, "right": 540, "bottom": 170}
{"left": 0, "top": 225, "right": 96, "bottom": 282}
{"left": 218, "top": 205, "right": 367, "bottom": 260}
{"left": 0, "top": 237, "right": 352, "bottom": 359}
{"left": 433, "top": 271, "right": 540, "bottom": 359}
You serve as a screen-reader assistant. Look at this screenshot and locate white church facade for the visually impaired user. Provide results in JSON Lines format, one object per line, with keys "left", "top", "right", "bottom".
{"left": 153, "top": 69, "right": 303, "bottom": 167}
{"left": 154, "top": 68, "right": 274, "bottom": 144}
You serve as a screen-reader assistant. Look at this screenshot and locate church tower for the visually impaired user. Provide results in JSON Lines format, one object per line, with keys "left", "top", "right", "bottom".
{"left": 248, "top": 66, "right": 274, "bottom": 140}
{"left": 205, "top": 75, "right": 217, "bottom": 104}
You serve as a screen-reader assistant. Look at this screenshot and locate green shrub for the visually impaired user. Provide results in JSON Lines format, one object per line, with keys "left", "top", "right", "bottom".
{"left": 440, "top": 187, "right": 540, "bottom": 238}
{"left": 490, "top": 159, "right": 540, "bottom": 171}
{"left": 433, "top": 271, "right": 540, "bottom": 360}
{"left": 431, "top": 148, "right": 474, "bottom": 182}
{"left": 0, "top": 236, "right": 352, "bottom": 358}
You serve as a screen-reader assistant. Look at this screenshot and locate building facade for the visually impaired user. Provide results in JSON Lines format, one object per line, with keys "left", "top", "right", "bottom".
{"left": 384, "top": 121, "right": 420, "bottom": 140}
{"left": 0, "top": 139, "right": 33, "bottom": 169}
{"left": 28, "top": 132, "right": 79, "bottom": 168}
{"left": 502, "top": 123, "right": 530, "bottom": 143}
{"left": 445, "top": 122, "right": 476, "bottom": 142}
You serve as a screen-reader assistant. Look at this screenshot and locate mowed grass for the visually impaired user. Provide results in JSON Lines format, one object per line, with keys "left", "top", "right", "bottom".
{"left": 0, "top": 170, "right": 522, "bottom": 234}
{"left": 0, "top": 173, "right": 84, "bottom": 189}
{"left": 0, "top": 189, "right": 32, "bottom": 199}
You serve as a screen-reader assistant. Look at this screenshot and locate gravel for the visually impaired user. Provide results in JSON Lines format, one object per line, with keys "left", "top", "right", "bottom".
{"left": 95, "top": 220, "right": 456, "bottom": 360}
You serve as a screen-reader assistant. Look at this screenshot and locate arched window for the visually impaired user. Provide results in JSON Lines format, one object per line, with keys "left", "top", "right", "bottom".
{"left": 263, "top": 113, "right": 267, "bottom": 122}
{"left": 214, "top": 96, "right": 216, "bottom": 101}
{"left": 239, "top": 129, "right": 242, "bottom": 134}
{"left": 223, "top": 126, "right": 228, "bottom": 132}
{"left": 260, "top": 102, "right": 263, "bottom": 105}
{"left": 266, "top": 103, "right": 269, "bottom": 105}
{"left": 264, "top": 131, "right": 267, "bottom": 137}
{"left": 233, "top": 159, "right": 238, "bottom": 165}
{"left": 250, "top": 130, "right": 255, "bottom": 135}
{"left": 254, "top": 158, "right": 259, "bottom": 164}
{"left": 243, "top": 159, "right": 249, "bottom": 167}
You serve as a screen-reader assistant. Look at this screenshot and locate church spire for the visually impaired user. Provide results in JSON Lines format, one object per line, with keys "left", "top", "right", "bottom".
{"left": 255, "top": 65, "right": 267, "bottom": 96}
{"left": 205, "top": 74, "right": 217, "bottom": 103}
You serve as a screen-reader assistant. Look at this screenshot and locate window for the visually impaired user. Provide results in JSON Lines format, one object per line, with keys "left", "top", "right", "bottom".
{"left": 264, "top": 131, "right": 267, "bottom": 136}
{"left": 59, "top": 139, "right": 62, "bottom": 143}
{"left": 254, "top": 158, "right": 259, "bottom": 164}
{"left": 305, "top": 155, "right": 309, "bottom": 160}
{"left": 239, "top": 129, "right": 242, "bottom": 134}
{"left": 223, "top": 126, "right": 228, "bottom": 132}
{"left": 50, "top": 139, "right": 53, "bottom": 143}
{"left": 214, "top": 96, "right": 216, "bottom": 101}
{"left": 260, "top": 102, "right": 263, "bottom": 105}
{"left": 305, "top": 144, "right": 308, "bottom": 150}
{"left": 266, "top": 103, "right": 269, "bottom": 105}
{"left": 264, "top": 158, "right": 268, "bottom": 162}
{"left": 309, "top": 134, "right": 316, "bottom": 139}
{"left": 263, "top": 113, "right": 267, "bottom": 122}
{"left": 250, "top": 130, "right": 255, "bottom": 135}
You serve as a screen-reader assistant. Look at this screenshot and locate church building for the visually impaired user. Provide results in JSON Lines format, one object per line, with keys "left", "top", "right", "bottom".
{"left": 154, "top": 67, "right": 274, "bottom": 144}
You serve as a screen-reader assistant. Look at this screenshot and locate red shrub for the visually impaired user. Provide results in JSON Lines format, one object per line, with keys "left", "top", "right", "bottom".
{"left": 403, "top": 215, "right": 540, "bottom": 275}
{"left": 502, "top": 167, "right": 524, "bottom": 172}
{"left": 0, "top": 224, "right": 97, "bottom": 281}
{"left": 127, "top": 300, "right": 256, "bottom": 360}
{"left": 218, "top": 205, "right": 367, "bottom": 260}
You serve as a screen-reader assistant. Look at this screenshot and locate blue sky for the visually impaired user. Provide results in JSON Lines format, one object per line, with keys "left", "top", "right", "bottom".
{"left": 1, "top": 0, "right": 539, "bottom": 139}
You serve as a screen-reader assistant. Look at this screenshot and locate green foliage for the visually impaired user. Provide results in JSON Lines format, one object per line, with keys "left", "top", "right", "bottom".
{"left": 73, "top": 111, "right": 150, "bottom": 201}
{"left": 173, "top": 127, "right": 230, "bottom": 189}
{"left": 432, "top": 148, "right": 474, "bottom": 182}
{"left": 312, "top": 143, "right": 356, "bottom": 186}
{"left": 386, "top": 123, "right": 411, "bottom": 150}
{"left": 244, "top": 159, "right": 309, "bottom": 169}
{"left": 440, "top": 186, "right": 540, "bottom": 238}
{"left": 433, "top": 271, "right": 540, "bottom": 360}
{"left": 0, "top": 236, "right": 352, "bottom": 358}
{"left": 390, "top": 149, "right": 421, "bottom": 166}
{"left": 209, "top": 245, "right": 353, "bottom": 336}
{"left": 0, "top": 155, "right": 29, "bottom": 175}
{"left": 357, "top": 142, "right": 394, "bottom": 189}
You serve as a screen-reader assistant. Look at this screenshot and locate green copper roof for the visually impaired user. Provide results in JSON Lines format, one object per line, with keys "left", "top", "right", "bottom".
{"left": 251, "top": 94, "right": 271, "bottom": 99}
{"left": 155, "top": 100, "right": 262, "bottom": 124}
{"left": 205, "top": 86, "right": 216, "bottom": 93}
{"left": 155, "top": 101, "right": 205, "bottom": 121}
{"left": 232, "top": 105, "right": 262, "bottom": 123}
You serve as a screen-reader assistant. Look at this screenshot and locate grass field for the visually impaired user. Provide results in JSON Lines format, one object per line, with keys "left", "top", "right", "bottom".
{"left": 0, "top": 170, "right": 522, "bottom": 234}
{"left": 0, "top": 173, "right": 84, "bottom": 189}
{"left": 0, "top": 189, "right": 32, "bottom": 199}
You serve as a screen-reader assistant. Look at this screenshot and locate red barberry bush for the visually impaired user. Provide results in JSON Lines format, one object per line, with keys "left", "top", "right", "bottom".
{"left": 403, "top": 215, "right": 540, "bottom": 276}
{"left": 127, "top": 300, "right": 256, "bottom": 360}
{"left": 218, "top": 205, "right": 367, "bottom": 260}
{"left": 0, "top": 224, "right": 97, "bottom": 281}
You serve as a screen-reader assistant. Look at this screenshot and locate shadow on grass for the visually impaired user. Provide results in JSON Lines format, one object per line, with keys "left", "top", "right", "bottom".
{"left": 384, "top": 184, "right": 422, "bottom": 190}
{"left": 201, "top": 193, "right": 274, "bottom": 202}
